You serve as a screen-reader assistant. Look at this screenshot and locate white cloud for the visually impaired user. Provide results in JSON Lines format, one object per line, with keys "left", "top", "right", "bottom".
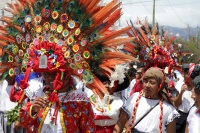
{"left": 120, "top": 5, "right": 200, "bottom": 28}
{"left": 119, "top": 0, "right": 200, "bottom": 28}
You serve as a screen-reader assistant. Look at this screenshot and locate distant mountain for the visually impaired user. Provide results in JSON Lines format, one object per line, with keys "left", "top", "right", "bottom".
{"left": 160, "top": 26, "right": 198, "bottom": 39}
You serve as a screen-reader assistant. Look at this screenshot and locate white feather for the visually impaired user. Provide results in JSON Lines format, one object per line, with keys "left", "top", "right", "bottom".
{"left": 109, "top": 64, "right": 127, "bottom": 87}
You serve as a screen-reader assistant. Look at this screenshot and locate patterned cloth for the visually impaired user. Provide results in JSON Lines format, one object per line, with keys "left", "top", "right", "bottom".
{"left": 19, "top": 91, "right": 95, "bottom": 133}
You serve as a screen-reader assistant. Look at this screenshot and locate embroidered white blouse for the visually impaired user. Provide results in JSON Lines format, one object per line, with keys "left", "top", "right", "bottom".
{"left": 122, "top": 92, "right": 180, "bottom": 133}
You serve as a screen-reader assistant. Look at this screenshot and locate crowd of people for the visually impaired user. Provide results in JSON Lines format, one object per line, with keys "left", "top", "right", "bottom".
{"left": 0, "top": 0, "right": 199, "bottom": 133}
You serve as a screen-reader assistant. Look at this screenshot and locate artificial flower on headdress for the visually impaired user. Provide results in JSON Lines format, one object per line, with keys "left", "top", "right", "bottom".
{"left": 0, "top": 0, "right": 138, "bottom": 103}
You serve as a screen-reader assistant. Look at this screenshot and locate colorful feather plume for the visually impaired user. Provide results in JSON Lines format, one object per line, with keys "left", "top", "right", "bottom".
{"left": 0, "top": 0, "right": 138, "bottom": 98}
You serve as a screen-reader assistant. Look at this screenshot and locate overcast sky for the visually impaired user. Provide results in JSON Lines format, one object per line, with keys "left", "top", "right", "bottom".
{"left": 120, "top": 0, "right": 200, "bottom": 28}
{"left": 1, "top": 0, "right": 200, "bottom": 28}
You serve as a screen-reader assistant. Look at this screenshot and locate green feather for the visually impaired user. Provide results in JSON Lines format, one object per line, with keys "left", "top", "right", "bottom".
{"left": 1, "top": 52, "right": 9, "bottom": 62}
{"left": 19, "top": 7, "right": 30, "bottom": 18}
{"left": 6, "top": 27, "right": 20, "bottom": 37}
{"left": 0, "top": 71, "right": 8, "bottom": 82}
{"left": 65, "top": 0, "right": 75, "bottom": 15}
{"left": 13, "top": 16, "right": 24, "bottom": 26}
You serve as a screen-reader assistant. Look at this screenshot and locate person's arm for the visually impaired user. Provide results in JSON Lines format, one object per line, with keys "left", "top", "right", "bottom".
{"left": 14, "top": 121, "right": 22, "bottom": 131}
{"left": 19, "top": 97, "right": 47, "bottom": 127}
{"left": 173, "top": 84, "right": 187, "bottom": 108}
{"left": 19, "top": 102, "right": 37, "bottom": 127}
{"left": 185, "top": 123, "right": 188, "bottom": 133}
{"left": 113, "top": 109, "right": 129, "bottom": 133}
{"left": 166, "top": 119, "right": 176, "bottom": 133}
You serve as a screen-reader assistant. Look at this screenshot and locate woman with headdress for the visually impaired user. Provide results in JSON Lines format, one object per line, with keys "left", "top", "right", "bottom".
{"left": 75, "top": 64, "right": 130, "bottom": 133}
{"left": 113, "top": 67, "right": 179, "bottom": 133}
{"left": 92, "top": 72, "right": 130, "bottom": 133}
{"left": 185, "top": 75, "right": 200, "bottom": 133}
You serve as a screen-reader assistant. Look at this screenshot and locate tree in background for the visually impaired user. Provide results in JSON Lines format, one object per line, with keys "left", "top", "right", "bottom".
{"left": 174, "top": 24, "right": 200, "bottom": 63}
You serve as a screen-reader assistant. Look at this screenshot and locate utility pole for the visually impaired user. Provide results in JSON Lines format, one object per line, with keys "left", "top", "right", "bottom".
{"left": 152, "top": 0, "right": 155, "bottom": 28}
{"left": 118, "top": 0, "right": 121, "bottom": 27}
{"left": 1, "top": 9, "right": 4, "bottom": 25}
{"left": 196, "top": 26, "right": 199, "bottom": 49}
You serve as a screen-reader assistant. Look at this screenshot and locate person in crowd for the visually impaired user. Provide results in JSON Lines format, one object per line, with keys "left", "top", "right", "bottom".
{"left": 121, "top": 66, "right": 137, "bottom": 102}
{"left": 91, "top": 73, "right": 129, "bottom": 133}
{"left": 185, "top": 75, "right": 200, "bottom": 133}
{"left": 0, "top": 76, "right": 18, "bottom": 133}
{"left": 166, "top": 68, "right": 179, "bottom": 85}
{"left": 174, "top": 64, "right": 200, "bottom": 133}
{"left": 129, "top": 67, "right": 143, "bottom": 96}
{"left": 19, "top": 71, "right": 95, "bottom": 132}
{"left": 167, "top": 81, "right": 179, "bottom": 99}
{"left": 113, "top": 67, "right": 179, "bottom": 133}
{"left": 8, "top": 72, "right": 43, "bottom": 133}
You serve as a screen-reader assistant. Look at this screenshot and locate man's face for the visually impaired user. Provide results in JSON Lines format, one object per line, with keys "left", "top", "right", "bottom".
{"left": 102, "top": 81, "right": 113, "bottom": 94}
{"left": 143, "top": 78, "right": 159, "bottom": 99}
{"left": 42, "top": 72, "right": 57, "bottom": 89}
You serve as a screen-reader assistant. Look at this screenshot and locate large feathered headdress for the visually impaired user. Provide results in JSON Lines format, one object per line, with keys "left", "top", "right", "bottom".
{"left": 0, "top": 0, "right": 138, "bottom": 103}
{"left": 122, "top": 18, "right": 176, "bottom": 73}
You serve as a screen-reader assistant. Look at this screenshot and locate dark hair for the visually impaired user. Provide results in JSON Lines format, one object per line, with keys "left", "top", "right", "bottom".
{"left": 182, "top": 64, "right": 200, "bottom": 79}
{"left": 127, "top": 68, "right": 137, "bottom": 79}
{"left": 159, "top": 82, "right": 174, "bottom": 106}
{"left": 95, "top": 73, "right": 110, "bottom": 83}
{"left": 115, "top": 76, "right": 130, "bottom": 92}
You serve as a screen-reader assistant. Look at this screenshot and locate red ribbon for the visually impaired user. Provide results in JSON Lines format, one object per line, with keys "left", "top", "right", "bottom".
{"left": 51, "top": 103, "right": 59, "bottom": 125}
{"left": 19, "top": 67, "right": 32, "bottom": 90}
{"left": 185, "top": 63, "right": 195, "bottom": 84}
{"left": 48, "top": 91, "right": 59, "bottom": 103}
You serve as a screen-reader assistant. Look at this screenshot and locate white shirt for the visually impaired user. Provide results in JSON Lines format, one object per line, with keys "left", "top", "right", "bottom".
{"left": 175, "top": 70, "right": 184, "bottom": 92}
{"left": 174, "top": 70, "right": 184, "bottom": 89}
{"left": 0, "top": 80, "right": 17, "bottom": 112}
{"left": 123, "top": 92, "right": 179, "bottom": 133}
{"left": 187, "top": 106, "right": 200, "bottom": 133}
{"left": 177, "top": 82, "right": 194, "bottom": 113}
